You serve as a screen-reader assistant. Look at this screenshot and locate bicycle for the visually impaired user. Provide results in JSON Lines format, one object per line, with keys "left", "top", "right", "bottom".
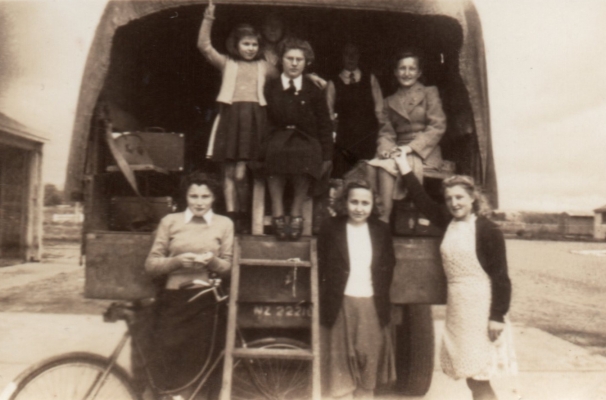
{"left": 0, "top": 278, "right": 312, "bottom": 400}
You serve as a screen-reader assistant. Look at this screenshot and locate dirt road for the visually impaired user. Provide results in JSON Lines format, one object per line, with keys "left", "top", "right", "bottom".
{"left": 1, "top": 238, "right": 605, "bottom": 357}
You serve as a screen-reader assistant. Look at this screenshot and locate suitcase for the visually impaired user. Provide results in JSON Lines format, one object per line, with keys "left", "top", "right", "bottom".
{"left": 109, "top": 196, "right": 175, "bottom": 231}
{"left": 108, "top": 129, "right": 185, "bottom": 172}
{"left": 393, "top": 200, "right": 442, "bottom": 237}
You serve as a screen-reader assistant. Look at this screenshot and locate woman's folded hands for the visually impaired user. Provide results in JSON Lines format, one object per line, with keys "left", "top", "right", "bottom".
{"left": 176, "top": 252, "right": 214, "bottom": 269}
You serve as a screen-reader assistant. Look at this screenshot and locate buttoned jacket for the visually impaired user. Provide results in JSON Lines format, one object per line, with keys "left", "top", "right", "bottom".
{"left": 377, "top": 82, "right": 446, "bottom": 168}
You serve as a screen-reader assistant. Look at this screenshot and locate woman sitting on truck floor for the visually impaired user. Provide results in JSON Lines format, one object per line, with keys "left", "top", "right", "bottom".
{"left": 263, "top": 38, "right": 333, "bottom": 241}
{"left": 393, "top": 152, "right": 517, "bottom": 400}
{"left": 145, "top": 172, "right": 233, "bottom": 399}
{"left": 367, "top": 49, "right": 446, "bottom": 223}
{"left": 317, "top": 179, "right": 396, "bottom": 398}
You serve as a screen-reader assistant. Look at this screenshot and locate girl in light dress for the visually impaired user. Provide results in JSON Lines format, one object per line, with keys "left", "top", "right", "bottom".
{"left": 197, "top": 0, "right": 278, "bottom": 231}
{"left": 393, "top": 152, "right": 517, "bottom": 400}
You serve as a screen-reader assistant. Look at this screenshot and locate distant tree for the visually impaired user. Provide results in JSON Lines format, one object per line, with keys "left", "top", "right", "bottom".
{"left": 44, "top": 184, "right": 64, "bottom": 206}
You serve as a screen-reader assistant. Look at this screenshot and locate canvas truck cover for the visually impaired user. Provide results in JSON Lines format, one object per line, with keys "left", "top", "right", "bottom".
{"left": 65, "top": 0, "right": 497, "bottom": 205}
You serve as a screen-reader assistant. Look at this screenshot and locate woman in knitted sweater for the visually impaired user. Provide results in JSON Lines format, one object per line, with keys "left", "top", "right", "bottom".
{"left": 145, "top": 172, "right": 234, "bottom": 399}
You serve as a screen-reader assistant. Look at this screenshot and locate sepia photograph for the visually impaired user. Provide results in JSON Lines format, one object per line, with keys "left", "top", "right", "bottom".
{"left": 0, "top": 0, "right": 605, "bottom": 399}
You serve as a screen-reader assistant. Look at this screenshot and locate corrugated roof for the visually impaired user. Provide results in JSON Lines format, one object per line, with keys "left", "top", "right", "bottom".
{"left": 0, "top": 111, "right": 48, "bottom": 143}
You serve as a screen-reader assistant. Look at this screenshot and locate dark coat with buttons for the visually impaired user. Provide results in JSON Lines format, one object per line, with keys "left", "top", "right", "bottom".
{"left": 317, "top": 215, "right": 396, "bottom": 328}
{"left": 263, "top": 76, "right": 334, "bottom": 179}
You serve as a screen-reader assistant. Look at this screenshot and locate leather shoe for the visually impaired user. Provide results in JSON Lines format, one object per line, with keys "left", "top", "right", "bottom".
{"left": 272, "top": 216, "right": 288, "bottom": 241}
{"left": 288, "top": 216, "right": 304, "bottom": 241}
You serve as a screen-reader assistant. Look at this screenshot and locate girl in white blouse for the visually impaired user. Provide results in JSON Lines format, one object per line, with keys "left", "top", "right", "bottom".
{"left": 318, "top": 179, "right": 396, "bottom": 398}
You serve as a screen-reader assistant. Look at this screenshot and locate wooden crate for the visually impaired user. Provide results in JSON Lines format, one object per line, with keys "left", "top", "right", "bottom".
{"left": 389, "top": 237, "right": 447, "bottom": 304}
{"left": 85, "top": 231, "right": 157, "bottom": 300}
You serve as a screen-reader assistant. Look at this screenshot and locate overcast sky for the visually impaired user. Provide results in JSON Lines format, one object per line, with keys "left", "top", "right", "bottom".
{"left": 0, "top": 0, "right": 605, "bottom": 212}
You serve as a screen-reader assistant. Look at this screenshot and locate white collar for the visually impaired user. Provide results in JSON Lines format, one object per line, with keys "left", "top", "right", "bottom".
{"left": 184, "top": 208, "right": 214, "bottom": 225}
{"left": 339, "top": 68, "right": 361, "bottom": 83}
{"left": 281, "top": 73, "right": 303, "bottom": 91}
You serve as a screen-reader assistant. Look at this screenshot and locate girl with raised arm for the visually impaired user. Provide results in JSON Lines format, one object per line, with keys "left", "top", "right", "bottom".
{"left": 198, "top": 0, "right": 277, "bottom": 232}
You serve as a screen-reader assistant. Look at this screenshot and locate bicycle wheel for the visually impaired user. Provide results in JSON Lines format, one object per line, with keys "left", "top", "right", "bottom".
{"left": 2, "top": 352, "right": 139, "bottom": 400}
{"left": 231, "top": 338, "right": 311, "bottom": 400}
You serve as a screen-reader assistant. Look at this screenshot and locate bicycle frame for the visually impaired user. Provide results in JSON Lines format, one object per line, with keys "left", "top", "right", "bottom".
{"left": 92, "top": 278, "right": 230, "bottom": 400}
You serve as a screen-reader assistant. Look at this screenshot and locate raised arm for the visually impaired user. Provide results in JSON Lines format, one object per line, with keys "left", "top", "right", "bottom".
{"left": 197, "top": 3, "right": 227, "bottom": 70}
{"left": 407, "top": 86, "right": 446, "bottom": 160}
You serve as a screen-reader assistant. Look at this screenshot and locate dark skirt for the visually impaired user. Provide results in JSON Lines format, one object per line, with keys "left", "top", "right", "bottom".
{"left": 150, "top": 289, "right": 226, "bottom": 392}
{"left": 263, "top": 128, "right": 323, "bottom": 179}
{"left": 212, "top": 102, "right": 267, "bottom": 162}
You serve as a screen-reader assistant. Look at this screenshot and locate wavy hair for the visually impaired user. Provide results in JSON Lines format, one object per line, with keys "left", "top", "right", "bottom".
{"left": 333, "top": 178, "right": 383, "bottom": 218}
{"left": 179, "top": 171, "right": 222, "bottom": 205}
{"left": 277, "top": 37, "right": 315, "bottom": 66}
{"left": 442, "top": 175, "right": 492, "bottom": 217}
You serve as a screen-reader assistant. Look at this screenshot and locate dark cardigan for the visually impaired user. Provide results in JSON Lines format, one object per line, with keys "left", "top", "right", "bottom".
{"left": 402, "top": 172, "right": 512, "bottom": 322}
{"left": 317, "top": 216, "right": 396, "bottom": 328}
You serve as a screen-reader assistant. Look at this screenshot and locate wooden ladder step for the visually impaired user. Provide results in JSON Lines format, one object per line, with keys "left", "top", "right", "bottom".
{"left": 239, "top": 258, "right": 312, "bottom": 267}
{"left": 233, "top": 347, "right": 314, "bottom": 360}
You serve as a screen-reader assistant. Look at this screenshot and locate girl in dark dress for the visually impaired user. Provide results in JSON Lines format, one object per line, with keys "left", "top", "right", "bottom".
{"left": 263, "top": 38, "right": 333, "bottom": 240}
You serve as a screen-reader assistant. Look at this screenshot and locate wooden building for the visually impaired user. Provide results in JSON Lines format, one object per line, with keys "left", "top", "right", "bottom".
{"left": 594, "top": 204, "right": 606, "bottom": 240}
{"left": 561, "top": 211, "right": 594, "bottom": 238}
{"left": 0, "top": 112, "right": 47, "bottom": 265}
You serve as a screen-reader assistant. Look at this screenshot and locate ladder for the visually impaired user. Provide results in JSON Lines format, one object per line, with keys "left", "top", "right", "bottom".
{"left": 220, "top": 236, "right": 321, "bottom": 399}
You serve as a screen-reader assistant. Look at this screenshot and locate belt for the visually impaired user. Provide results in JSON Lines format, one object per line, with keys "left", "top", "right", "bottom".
{"left": 396, "top": 131, "right": 422, "bottom": 145}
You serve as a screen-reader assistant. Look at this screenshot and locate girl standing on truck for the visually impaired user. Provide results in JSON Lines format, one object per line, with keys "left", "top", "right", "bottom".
{"left": 367, "top": 50, "right": 446, "bottom": 223}
{"left": 198, "top": 0, "right": 277, "bottom": 232}
{"left": 317, "top": 179, "right": 396, "bottom": 399}
{"left": 393, "top": 153, "right": 517, "bottom": 400}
